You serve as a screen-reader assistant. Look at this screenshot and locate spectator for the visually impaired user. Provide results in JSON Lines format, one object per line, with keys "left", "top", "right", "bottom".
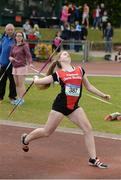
{"left": 30, "top": 9, "right": 39, "bottom": 18}
{"left": 30, "top": 9, "right": 39, "bottom": 25}
{"left": 33, "top": 24, "right": 41, "bottom": 38}
{"left": 0, "top": 24, "right": 17, "bottom": 104}
{"left": 100, "top": 3, "right": 106, "bottom": 29}
{"left": 69, "top": 24, "right": 75, "bottom": 50}
{"left": 104, "top": 22, "right": 113, "bottom": 53}
{"left": 22, "top": 20, "right": 32, "bottom": 38}
{"left": 61, "top": 22, "right": 71, "bottom": 50}
{"left": 82, "top": 3, "right": 89, "bottom": 28}
{"left": 27, "top": 31, "right": 39, "bottom": 59}
{"left": 101, "top": 11, "right": 108, "bottom": 37}
{"left": 75, "top": 20, "right": 81, "bottom": 32}
{"left": 81, "top": 23, "right": 88, "bottom": 40}
{"left": 74, "top": 21, "right": 82, "bottom": 52}
{"left": 52, "top": 31, "right": 62, "bottom": 52}
{"left": 9, "top": 31, "right": 33, "bottom": 105}
{"left": 74, "top": 4, "right": 82, "bottom": 21}
{"left": 100, "top": 3, "right": 106, "bottom": 18}
{"left": 60, "top": 5, "right": 70, "bottom": 26}
{"left": 68, "top": 3, "right": 76, "bottom": 25}
{"left": 92, "top": 5, "right": 101, "bottom": 29}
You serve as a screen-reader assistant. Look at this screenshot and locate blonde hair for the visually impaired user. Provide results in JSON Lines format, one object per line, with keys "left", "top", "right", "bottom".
{"left": 36, "top": 52, "right": 62, "bottom": 90}
{"left": 33, "top": 24, "right": 39, "bottom": 31}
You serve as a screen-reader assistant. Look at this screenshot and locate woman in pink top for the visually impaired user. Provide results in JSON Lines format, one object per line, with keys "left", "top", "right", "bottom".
{"left": 60, "top": 5, "right": 70, "bottom": 24}
{"left": 9, "top": 31, "right": 33, "bottom": 105}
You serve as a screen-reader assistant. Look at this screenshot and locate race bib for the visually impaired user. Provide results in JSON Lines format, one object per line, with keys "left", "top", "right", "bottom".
{"left": 65, "top": 84, "right": 80, "bottom": 96}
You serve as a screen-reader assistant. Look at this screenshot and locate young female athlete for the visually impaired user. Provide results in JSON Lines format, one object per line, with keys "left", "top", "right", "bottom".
{"left": 9, "top": 31, "right": 33, "bottom": 105}
{"left": 21, "top": 51, "right": 111, "bottom": 168}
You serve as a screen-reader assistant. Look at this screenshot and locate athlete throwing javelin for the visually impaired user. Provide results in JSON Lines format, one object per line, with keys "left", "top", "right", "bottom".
{"left": 21, "top": 51, "right": 110, "bottom": 169}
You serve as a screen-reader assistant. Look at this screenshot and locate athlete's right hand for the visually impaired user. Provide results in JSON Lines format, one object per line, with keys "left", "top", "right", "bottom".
{"left": 33, "top": 75, "right": 39, "bottom": 82}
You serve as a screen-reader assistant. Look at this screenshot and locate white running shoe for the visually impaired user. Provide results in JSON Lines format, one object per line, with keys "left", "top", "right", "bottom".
{"left": 89, "top": 157, "right": 108, "bottom": 169}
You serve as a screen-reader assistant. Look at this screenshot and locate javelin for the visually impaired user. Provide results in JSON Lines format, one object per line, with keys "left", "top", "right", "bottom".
{"left": 0, "top": 62, "right": 11, "bottom": 81}
{"left": 85, "top": 93, "right": 121, "bottom": 109}
{"left": 8, "top": 42, "right": 62, "bottom": 118}
{"left": 30, "top": 66, "right": 46, "bottom": 76}
{"left": 85, "top": 93, "right": 112, "bottom": 105}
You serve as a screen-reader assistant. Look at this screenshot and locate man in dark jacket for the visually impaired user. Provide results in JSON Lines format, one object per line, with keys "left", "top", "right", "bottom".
{"left": 0, "top": 24, "right": 17, "bottom": 104}
{"left": 104, "top": 22, "right": 113, "bottom": 53}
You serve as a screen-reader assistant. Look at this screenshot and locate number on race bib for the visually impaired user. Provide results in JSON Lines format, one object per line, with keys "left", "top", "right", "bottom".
{"left": 65, "top": 84, "right": 80, "bottom": 96}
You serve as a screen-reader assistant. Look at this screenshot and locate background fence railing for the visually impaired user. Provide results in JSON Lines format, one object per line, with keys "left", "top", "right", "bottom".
{"left": 27, "top": 39, "right": 120, "bottom": 62}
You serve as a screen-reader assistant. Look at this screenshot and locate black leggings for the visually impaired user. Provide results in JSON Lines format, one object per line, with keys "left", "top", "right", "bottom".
{"left": 0, "top": 64, "right": 16, "bottom": 100}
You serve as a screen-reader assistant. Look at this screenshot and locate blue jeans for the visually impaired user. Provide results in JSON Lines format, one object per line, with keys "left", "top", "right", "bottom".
{"left": 105, "top": 38, "right": 112, "bottom": 53}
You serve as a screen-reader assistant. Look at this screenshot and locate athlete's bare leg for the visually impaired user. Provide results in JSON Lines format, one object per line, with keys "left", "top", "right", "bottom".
{"left": 68, "top": 107, "right": 96, "bottom": 159}
{"left": 24, "top": 110, "right": 64, "bottom": 144}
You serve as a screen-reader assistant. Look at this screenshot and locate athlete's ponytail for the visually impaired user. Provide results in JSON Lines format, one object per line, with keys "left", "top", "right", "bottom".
{"left": 36, "top": 53, "right": 62, "bottom": 90}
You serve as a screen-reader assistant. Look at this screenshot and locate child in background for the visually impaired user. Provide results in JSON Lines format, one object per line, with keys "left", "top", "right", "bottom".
{"left": 52, "top": 31, "right": 62, "bottom": 52}
{"left": 33, "top": 24, "right": 41, "bottom": 38}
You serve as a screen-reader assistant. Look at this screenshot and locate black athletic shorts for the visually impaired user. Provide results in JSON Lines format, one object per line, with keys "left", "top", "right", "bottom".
{"left": 52, "top": 97, "right": 79, "bottom": 116}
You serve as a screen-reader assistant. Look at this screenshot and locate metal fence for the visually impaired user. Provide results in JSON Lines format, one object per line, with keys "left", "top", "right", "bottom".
{"left": 28, "top": 39, "right": 120, "bottom": 62}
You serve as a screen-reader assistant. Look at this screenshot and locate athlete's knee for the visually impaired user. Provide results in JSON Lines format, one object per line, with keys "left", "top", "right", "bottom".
{"left": 82, "top": 123, "right": 93, "bottom": 135}
{"left": 43, "top": 129, "right": 53, "bottom": 137}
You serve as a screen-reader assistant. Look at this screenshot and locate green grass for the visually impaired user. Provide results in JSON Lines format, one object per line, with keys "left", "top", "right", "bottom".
{"left": 70, "top": 52, "right": 84, "bottom": 62}
{"left": 70, "top": 52, "right": 104, "bottom": 62}
{"left": 0, "top": 76, "right": 121, "bottom": 134}
{"left": 86, "top": 28, "right": 121, "bottom": 43}
{"left": 1, "top": 27, "right": 121, "bottom": 43}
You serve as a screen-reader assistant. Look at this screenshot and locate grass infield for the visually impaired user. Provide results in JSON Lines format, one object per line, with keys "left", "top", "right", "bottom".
{"left": 0, "top": 76, "right": 121, "bottom": 134}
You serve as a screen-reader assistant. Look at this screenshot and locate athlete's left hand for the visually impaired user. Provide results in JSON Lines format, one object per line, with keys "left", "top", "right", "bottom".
{"left": 102, "top": 94, "right": 111, "bottom": 100}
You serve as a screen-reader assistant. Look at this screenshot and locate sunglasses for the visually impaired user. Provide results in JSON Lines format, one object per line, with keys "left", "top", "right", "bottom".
{"left": 16, "top": 35, "right": 23, "bottom": 37}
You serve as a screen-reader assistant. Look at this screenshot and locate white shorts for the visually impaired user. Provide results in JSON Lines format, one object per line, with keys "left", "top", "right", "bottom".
{"left": 83, "top": 13, "right": 89, "bottom": 19}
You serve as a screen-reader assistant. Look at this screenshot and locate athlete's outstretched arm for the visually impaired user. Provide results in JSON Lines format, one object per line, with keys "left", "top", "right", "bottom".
{"left": 82, "top": 74, "right": 110, "bottom": 100}
{"left": 34, "top": 75, "right": 54, "bottom": 85}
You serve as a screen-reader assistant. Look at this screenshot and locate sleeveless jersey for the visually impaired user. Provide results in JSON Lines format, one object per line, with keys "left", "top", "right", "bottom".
{"left": 52, "top": 66, "right": 85, "bottom": 110}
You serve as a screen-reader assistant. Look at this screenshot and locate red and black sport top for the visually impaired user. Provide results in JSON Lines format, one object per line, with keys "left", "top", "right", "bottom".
{"left": 52, "top": 66, "right": 85, "bottom": 111}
